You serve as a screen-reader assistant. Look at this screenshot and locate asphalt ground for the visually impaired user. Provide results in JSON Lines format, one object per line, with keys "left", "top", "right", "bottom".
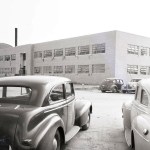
{"left": 64, "top": 90, "right": 134, "bottom": 150}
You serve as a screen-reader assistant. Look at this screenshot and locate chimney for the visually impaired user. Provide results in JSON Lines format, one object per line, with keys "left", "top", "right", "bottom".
{"left": 15, "top": 28, "right": 18, "bottom": 47}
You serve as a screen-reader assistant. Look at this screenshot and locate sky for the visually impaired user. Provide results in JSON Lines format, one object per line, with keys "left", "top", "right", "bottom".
{"left": 0, "top": 0, "right": 150, "bottom": 46}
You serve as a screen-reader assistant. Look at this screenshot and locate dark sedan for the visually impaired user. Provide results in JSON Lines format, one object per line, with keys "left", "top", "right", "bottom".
{"left": 0, "top": 76, "right": 92, "bottom": 150}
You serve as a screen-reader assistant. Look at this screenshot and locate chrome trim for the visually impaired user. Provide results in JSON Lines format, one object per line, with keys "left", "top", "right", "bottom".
{"left": 44, "top": 102, "right": 68, "bottom": 113}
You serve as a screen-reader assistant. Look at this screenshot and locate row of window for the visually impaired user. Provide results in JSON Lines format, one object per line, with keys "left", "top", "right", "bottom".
{"left": 0, "top": 67, "right": 16, "bottom": 74}
{"left": 0, "top": 54, "right": 16, "bottom": 61}
{"left": 127, "top": 65, "right": 150, "bottom": 75}
{"left": 34, "top": 43, "right": 105, "bottom": 59}
{"left": 127, "top": 44, "right": 150, "bottom": 56}
{"left": 34, "top": 64, "right": 105, "bottom": 74}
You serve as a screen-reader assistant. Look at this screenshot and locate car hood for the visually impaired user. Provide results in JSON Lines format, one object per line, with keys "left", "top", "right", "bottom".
{"left": 0, "top": 103, "right": 37, "bottom": 146}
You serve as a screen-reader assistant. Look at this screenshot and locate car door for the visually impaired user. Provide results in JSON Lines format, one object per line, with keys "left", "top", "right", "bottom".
{"left": 64, "top": 82, "right": 75, "bottom": 132}
{"left": 47, "top": 84, "right": 68, "bottom": 133}
{"left": 132, "top": 88, "right": 150, "bottom": 150}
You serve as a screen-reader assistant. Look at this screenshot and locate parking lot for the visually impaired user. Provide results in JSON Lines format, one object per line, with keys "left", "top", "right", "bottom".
{"left": 64, "top": 89, "right": 134, "bottom": 150}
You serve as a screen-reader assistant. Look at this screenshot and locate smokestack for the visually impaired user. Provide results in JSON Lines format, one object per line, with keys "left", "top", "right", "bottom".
{"left": 15, "top": 28, "right": 18, "bottom": 47}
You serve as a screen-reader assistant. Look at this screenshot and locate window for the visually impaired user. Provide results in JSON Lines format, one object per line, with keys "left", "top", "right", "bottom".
{"left": 92, "top": 43, "right": 105, "bottom": 54}
{"left": 6, "top": 87, "right": 30, "bottom": 97}
{"left": 141, "top": 90, "right": 148, "bottom": 106}
{"left": 141, "top": 47, "right": 148, "bottom": 56}
{"left": 78, "top": 65, "right": 89, "bottom": 73}
{"left": 92, "top": 64, "right": 105, "bottom": 73}
{"left": 127, "top": 65, "right": 138, "bottom": 74}
{"left": 43, "top": 66, "right": 52, "bottom": 74}
{"left": 127, "top": 44, "right": 139, "bottom": 55}
{"left": 11, "top": 54, "right": 16, "bottom": 61}
{"left": 65, "top": 83, "right": 74, "bottom": 99}
{"left": 4, "top": 68, "right": 11, "bottom": 74}
{"left": 50, "top": 84, "right": 64, "bottom": 101}
{"left": 11, "top": 67, "right": 16, "bottom": 74}
{"left": 65, "top": 65, "right": 75, "bottom": 74}
{"left": 34, "top": 51, "right": 42, "bottom": 58}
{"left": 43, "top": 50, "right": 52, "bottom": 58}
{"left": 140, "top": 66, "right": 148, "bottom": 75}
{"left": 53, "top": 66, "right": 63, "bottom": 74}
{"left": 135, "top": 86, "right": 139, "bottom": 100}
{"left": 34, "top": 67, "right": 42, "bottom": 74}
{"left": 5, "top": 55, "right": 10, "bottom": 61}
{"left": 78, "top": 45, "right": 90, "bottom": 55}
{"left": 0, "top": 86, "right": 31, "bottom": 104}
{"left": 0, "top": 56, "right": 3, "bottom": 61}
{"left": 54, "top": 49, "right": 63, "bottom": 57}
{"left": 65, "top": 47, "right": 76, "bottom": 56}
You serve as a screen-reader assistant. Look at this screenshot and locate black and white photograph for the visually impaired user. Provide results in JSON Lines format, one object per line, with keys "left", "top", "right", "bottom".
{"left": 0, "top": 0, "right": 150, "bottom": 150}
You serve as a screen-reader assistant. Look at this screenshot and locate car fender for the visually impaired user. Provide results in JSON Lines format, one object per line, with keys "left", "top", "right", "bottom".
{"left": 132, "top": 114, "right": 150, "bottom": 148}
{"left": 110, "top": 85, "right": 117, "bottom": 90}
{"left": 32, "top": 113, "right": 65, "bottom": 149}
{"left": 122, "top": 101, "right": 132, "bottom": 130}
{"left": 75, "top": 100, "right": 92, "bottom": 127}
{"left": 15, "top": 113, "right": 65, "bottom": 150}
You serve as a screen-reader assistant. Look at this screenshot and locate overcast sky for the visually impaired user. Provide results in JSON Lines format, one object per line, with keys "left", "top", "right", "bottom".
{"left": 0, "top": 0, "right": 150, "bottom": 46}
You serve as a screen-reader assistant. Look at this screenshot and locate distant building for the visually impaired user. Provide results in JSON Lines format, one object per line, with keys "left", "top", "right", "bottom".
{"left": 0, "top": 31, "right": 150, "bottom": 84}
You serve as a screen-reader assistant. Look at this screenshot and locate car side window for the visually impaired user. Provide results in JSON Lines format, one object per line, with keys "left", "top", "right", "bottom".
{"left": 50, "top": 84, "right": 64, "bottom": 101}
{"left": 135, "top": 86, "right": 139, "bottom": 100}
{"left": 65, "top": 83, "right": 74, "bottom": 99}
{"left": 113, "top": 80, "right": 116, "bottom": 83}
{"left": 135, "top": 86, "right": 142, "bottom": 102}
{"left": 141, "top": 89, "right": 149, "bottom": 106}
{"left": 0, "top": 87, "right": 2, "bottom": 98}
{"left": 120, "top": 80, "right": 123, "bottom": 84}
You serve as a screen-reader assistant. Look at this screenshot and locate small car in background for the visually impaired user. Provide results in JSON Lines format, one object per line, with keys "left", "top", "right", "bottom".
{"left": 0, "top": 76, "right": 92, "bottom": 150}
{"left": 99, "top": 78, "right": 124, "bottom": 93}
{"left": 121, "top": 78, "right": 141, "bottom": 93}
{"left": 122, "top": 79, "right": 150, "bottom": 150}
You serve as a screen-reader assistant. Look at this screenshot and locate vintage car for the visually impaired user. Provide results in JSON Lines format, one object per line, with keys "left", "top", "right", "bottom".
{"left": 121, "top": 78, "right": 141, "bottom": 93}
{"left": 99, "top": 78, "right": 124, "bottom": 93}
{"left": 0, "top": 76, "right": 92, "bottom": 150}
{"left": 122, "top": 78, "right": 150, "bottom": 150}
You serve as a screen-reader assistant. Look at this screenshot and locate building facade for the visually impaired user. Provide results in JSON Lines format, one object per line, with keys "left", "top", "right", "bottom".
{"left": 0, "top": 31, "right": 150, "bottom": 84}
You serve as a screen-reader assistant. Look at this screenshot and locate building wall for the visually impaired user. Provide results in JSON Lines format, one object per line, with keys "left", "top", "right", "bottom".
{"left": 1, "top": 30, "right": 150, "bottom": 85}
{"left": 115, "top": 31, "right": 150, "bottom": 83}
{"left": 33, "top": 31, "right": 116, "bottom": 84}
{"left": 0, "top": 44, "right": 33, "bottom": 76}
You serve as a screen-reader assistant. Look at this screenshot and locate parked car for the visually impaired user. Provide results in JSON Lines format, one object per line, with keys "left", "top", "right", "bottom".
{"left": 121, "top": 78, "right": 141, "bottom": 93}
{"left": 0, "top": 76, "right": 92, "bottom": 150}
{"left": 122, "top": 79, "right": 150, "bottom": 150}
{"left": 99, "top": 78, "right": 124, "bottom": 93}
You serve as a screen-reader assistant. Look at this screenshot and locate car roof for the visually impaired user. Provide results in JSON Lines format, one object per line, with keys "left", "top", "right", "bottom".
{"left": 0, "top": 76, "right": 71, "bottom": 107}
{"left": 138, "top": 79, "right": 150, "bottom": 93}
{"left": 0, "top": 76, "right": 71, "bottom": 87}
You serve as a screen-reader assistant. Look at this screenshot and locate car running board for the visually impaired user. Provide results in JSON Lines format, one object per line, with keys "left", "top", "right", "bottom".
{"left": 65, "top": 126, "right": 80, "bottom": 143}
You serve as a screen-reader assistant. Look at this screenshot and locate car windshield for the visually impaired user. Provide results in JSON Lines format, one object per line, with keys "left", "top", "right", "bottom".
{"left": 131, "top": 79, "right": 141, "bottom": 82}
{"left": 0, "top": 86, "right": 32, "bottom": 105}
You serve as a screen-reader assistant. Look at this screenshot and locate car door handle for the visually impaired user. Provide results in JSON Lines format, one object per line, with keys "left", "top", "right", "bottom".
{"left": 143, "top": 129, "right": 149, "bottom": 135}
